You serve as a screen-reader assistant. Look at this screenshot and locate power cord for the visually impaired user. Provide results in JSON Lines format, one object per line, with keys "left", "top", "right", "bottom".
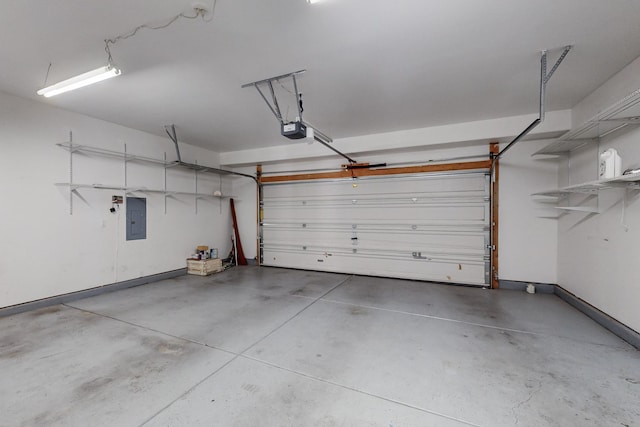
{"left": 104, "top": 0, "right": 218, "bottom": 64}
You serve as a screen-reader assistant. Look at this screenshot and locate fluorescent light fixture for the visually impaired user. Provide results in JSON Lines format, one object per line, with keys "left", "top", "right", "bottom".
{"left": 37, "top": 65, "right": 121, "bottom": 98}
{"left": 307, "top": 0, "right": 323, "bottom": 3}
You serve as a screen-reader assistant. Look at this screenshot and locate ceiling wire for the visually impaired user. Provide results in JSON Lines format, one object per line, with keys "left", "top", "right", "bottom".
{"left": 103, "top": 0, "right": 218, "bottom": 63}
{"left": 202, "top": 0, "right": 218, "bottom": 23}
{"left": 43, "top": 62, "right": 52, "bottom": 86}
{"left": 277, "top": 79, "right": 294, "bottom": 95}
{"left": 275, "top": 78, "right": 304, "bottom": 121}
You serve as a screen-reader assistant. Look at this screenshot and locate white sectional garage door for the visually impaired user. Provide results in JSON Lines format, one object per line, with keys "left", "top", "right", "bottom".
{"left": 261, "top": 172, "right": 491, "bottom": 286}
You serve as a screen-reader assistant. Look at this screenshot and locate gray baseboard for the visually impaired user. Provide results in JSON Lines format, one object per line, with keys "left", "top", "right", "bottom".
{"left": 500, "top": 279, "right": 639, "bottom": 349}
{"left": 554, "top": 285, "right": 640, "bottom": 350}
{"left": 0, "top": 268, "right": 187, "bottom": 318}
{"left": 499, "top": 280, "right": 555, "bottom": 294}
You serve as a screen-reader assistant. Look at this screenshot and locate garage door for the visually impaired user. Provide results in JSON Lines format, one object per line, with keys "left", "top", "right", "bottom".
{"left": 260, "top": 171, "right": 491, "bottom": 286}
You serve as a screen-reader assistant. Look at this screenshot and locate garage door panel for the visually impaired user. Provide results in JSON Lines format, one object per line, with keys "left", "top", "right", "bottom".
{"left": 264, "top": 205, "right": 487, "bottom": 222}
{"left": 263, "top": 246, "right": 486, "bottom": 268}
{"left": 264, "top": 175, "right": 486, "bottom": 198}
{"left": 263, "top": 220, "right": 487, "bottom": 230}
{"left": 261, "top": 172, "right": 490, "bottom": 286}
{"left": 264, "top": 193, "right": 486, "bottom": 207}
{"left": 263, "top": 230, "right": 486, "bottom": 253}
{"left": 262, "top": 250, "right": 485, "bottom": 284}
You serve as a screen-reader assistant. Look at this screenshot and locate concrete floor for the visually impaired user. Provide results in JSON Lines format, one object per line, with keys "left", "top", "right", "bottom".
{"left": 1, "top": 267, "right": 639, "bottom": 426}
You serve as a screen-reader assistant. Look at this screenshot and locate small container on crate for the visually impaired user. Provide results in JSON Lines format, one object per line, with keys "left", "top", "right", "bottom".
{"left": 196, "top": 245, "right": 209, "bottom": 260}
{"left": 210, "top": 248, "right": 218, "bottom": 259}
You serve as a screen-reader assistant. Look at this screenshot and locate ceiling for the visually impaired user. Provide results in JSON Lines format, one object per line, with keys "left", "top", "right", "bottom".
{"left": 2, "top": 0, "right": 640, "bottom": 153}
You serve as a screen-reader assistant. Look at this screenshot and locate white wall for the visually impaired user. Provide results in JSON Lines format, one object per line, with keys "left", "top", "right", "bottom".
{"left": 557, "top": 131, "right": 640, "bottom": 333}
{"left": 556, "top": 55, "right": 640, "bottom": 333}
{"left": 0, "top": 91, "right": 231, "bottom": 308}
{"left": 573, "top": 56, "right": 640, "bottom": 126}
{"left": 499, "top": 139, "right": 559, "bottom": 284}
{"left": 229, "top": 136, "right": 560, "bottom": 286}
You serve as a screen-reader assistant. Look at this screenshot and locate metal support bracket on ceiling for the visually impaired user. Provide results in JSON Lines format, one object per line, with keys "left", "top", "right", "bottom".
{"left": 242, "top": 70, "right": 357, "bottom": 164}
{"left": 493, "top": 45, "right": 572, "bottom": 163}
{"left": 163, "top": 124, "right": 258, "bottom": 182}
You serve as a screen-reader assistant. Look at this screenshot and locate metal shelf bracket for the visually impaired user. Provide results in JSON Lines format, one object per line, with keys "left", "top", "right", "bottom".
{"left": 495, "top": 45, "right": 572, "bottom": 162}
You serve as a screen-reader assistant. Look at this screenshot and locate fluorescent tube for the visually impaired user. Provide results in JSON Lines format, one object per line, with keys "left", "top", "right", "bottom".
{"left": 37, "top": 65, "right": 122, "bottom": 97}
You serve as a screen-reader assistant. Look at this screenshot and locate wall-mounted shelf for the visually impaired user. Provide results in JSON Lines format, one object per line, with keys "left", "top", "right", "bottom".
{"left": 532, "top": 89, "right": 640, "bottom": 218}
{"left": 554, "top": 206, "right": 600, "bottom": 213}
{"left": 534, "top": 88, "right": 640, "bottom": 155}
{"left": 57, "top": 143, "right": 172, "bottom": 166}
{"left": 54, "top": 182, "right": 232, "bottom": 199}
{"left": 532, "top": 173, "right": 640, "bottom": 215}
{"left": 56, "top": 135, "right": 234, "bottom": 215}
{"left": 532, "top": 173, "right": 640, "bottom": 198}
{"left": 57, "top": 142, "right": 255, "bottom": 179}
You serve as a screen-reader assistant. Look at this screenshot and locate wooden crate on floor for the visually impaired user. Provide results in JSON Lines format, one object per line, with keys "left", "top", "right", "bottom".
{"left": 187, "top": 258, "right": 223, "bottom": 276}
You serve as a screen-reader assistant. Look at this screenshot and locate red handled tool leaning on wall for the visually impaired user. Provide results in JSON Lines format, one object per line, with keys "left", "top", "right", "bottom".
{"left": 230, "top": 198, "right": 248, "bottom": 265}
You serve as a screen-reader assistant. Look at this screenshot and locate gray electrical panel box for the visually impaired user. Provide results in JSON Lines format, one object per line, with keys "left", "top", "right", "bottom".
{"left": 126, "top": 197, "right": 147, "bottom": 241}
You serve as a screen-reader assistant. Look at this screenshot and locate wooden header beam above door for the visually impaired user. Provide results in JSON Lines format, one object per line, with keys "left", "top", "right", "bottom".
{"left": 259, "top": 160, "right": 492, "bottom": 184}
